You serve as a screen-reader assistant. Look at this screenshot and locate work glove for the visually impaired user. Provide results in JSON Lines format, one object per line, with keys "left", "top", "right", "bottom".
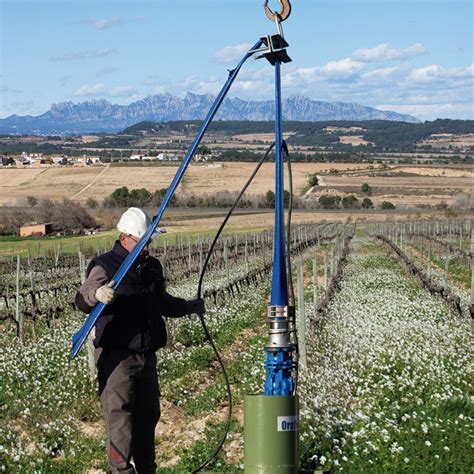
{"left": 187, "top": 298, "right": 205, "bottom": 315}
{"left": 95, "top": 280, "right": 116, "bottom": 305}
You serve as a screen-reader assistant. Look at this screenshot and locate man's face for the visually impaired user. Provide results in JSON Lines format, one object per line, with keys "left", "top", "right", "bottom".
{"left": 120, "top": 234, "right": 149, "bottom": 256}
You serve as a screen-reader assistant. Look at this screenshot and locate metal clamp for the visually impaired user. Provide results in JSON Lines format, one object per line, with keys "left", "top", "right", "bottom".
{"left": 266, "top": 305, "right": 294, "bottom": 349}
{"left": 264, "top": 0, "right": 292, "bottom": 22}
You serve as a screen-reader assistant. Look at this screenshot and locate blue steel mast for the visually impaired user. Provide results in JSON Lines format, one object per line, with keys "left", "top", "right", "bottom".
{"left": 251, "top": 10, "right": 295, "bottom": 397}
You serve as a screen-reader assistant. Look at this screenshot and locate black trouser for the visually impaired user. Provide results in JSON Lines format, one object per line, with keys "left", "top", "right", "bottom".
{"left": 95, "top": 348, "right": 160, "bottom": 474}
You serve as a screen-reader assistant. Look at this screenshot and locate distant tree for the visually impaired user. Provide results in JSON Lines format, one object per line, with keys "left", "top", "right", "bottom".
{"left": 380, "top": 201, "right": 396, "bottom": 210}
{"left": 307, "top": 173, "right": 319, "bottom": 187}
{"left": 341, "top": 194, "right": 359, "bottom": 209}
{"left": 26, "top": 196, "right": 38, "bottom": 207}
{"left": 361, "top": 183, "right": 372, "bottom": 194}
{"left": 111, "top": 186, "right": 130, "bottom": 207}
{"left": 361, "top": 198, "right": 374, "bottom": 209}
{"left": 151, "top": 188, "right": 177, "bottom": 207}
{"left": 319, "top": 195, "right": 341, "bottom": 209}
{"left": 104, "top": 186, "right": 152, "bottom": 207}
{"left": 265, "top": 190, "right": 290, "bottom": 208}
{"left": 129, "top": 188, "right": 152, "bottom": 206}
{"left": 31, "top": 198, "right": 96, "bottom": 231}
{"left": 265, "top": 190, "right": 275, "bottom": 207}
{"left": 197, "top": 145, "right": 212, "bottom": 155}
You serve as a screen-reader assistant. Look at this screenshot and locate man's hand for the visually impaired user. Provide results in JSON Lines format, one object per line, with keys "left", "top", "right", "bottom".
{"left": 187, "top": 298, "right": 205, "bottom": 315}
{"left": 95, "top": 280, "right": 116, "bottom": 305}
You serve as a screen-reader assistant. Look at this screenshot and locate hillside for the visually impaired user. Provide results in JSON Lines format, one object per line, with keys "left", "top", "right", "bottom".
{"left": 122, "top": 118, "right": 474, "bottom": 153}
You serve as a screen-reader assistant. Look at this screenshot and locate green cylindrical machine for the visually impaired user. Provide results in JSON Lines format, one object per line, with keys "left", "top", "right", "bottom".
{"left": 244, "top": 395, "right": 299, "bottom": 473}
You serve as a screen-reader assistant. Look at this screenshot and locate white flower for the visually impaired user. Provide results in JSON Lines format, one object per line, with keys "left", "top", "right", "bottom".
{"left": 425, "top": 440, "right": 431, "bottom": 447}
{"left": 404, "top": 457, "right": 410, "bottom": 463}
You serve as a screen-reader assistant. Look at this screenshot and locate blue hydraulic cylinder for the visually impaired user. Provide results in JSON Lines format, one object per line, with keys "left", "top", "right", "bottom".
{"left": 71, "top": 39, "right": 263, "bottom": 359}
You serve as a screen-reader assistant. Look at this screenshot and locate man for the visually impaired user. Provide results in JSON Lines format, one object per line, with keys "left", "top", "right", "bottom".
{"left": 75, "top": 207, "right": 204, "bottom": 473}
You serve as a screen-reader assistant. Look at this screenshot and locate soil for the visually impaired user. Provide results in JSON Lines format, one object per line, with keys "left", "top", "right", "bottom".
{"left": 0, "top": 163, "right": 381, "bottom": 205}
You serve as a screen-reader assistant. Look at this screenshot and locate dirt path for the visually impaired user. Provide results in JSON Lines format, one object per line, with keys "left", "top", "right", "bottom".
{"left": 72, "top": 163, "right": 111, "bottom": 199}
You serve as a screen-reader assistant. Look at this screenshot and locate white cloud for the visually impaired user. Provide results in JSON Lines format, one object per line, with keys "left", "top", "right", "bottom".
{"left": 50, "top": 48, "right": 116, "bottom": 62}
{"left": 322, "top": 58, "right": 366, "bottom": 75}
{"left": 89, "top": 16, "right": 144, "bottom": 30}
{"left": 408, "top": 63, "right": 474, "bottom": 83}
{"left": 93, "top": 16, "right": 121, "bottom": 30}
{"left": 73, "top": 83, "right": 106, "bottom": 97}
{"left": 408, "top": 64, "right": 442, "bottom": 82}
{"left": 281, "top": 59, "right": 366, "bottom": 89}
{"left": 352, "top": 43, "right": 427, "bottom": 62}
{"left": 180, "top": 76, "right": 222, "bottom": 95}
{"left": 213, "top": 43, "right": 252, "bottom": 64}
{"left": 110, "top": 86, "right": 138, "bottom": 97}
{"left": 359, "top": 64, "right": 410, "bottom": 85}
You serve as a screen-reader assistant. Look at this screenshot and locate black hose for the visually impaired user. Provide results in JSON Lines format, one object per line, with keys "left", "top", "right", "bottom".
{"left": 282, "top": 141, "right": 299, "bottom": 396}
{"left": 197, "top": 141, "right": 276, "bottom": 298}
{"left": 284, "top": 140, "right": 296, "bottom": 306}
{"left": 192, "top": 141, "right": 275, "bottom": 473}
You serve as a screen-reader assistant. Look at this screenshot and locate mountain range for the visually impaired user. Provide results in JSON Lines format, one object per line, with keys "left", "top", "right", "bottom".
{"left": 0, "top": 93, "right": 419, "bottom": 135}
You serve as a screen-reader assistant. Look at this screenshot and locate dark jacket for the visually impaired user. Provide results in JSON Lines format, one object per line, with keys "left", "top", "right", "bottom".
{"left": 75, "top": 240, "right": 190, "bottom": 351}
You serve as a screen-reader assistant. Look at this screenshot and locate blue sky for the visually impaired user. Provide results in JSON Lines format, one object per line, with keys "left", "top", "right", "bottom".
{"left": 1, "top": 0, "right": 473, "bottom": 121}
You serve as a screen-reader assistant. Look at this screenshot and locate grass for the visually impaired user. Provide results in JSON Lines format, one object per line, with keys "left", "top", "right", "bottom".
{"left": 407, "top": 241, "right": 471, "bottom": 289}
{"left": 0, "top": 224, "right": 272, "bottom": 259}
{"left": 0, "top": 230, "right": 118, "bottom": 258}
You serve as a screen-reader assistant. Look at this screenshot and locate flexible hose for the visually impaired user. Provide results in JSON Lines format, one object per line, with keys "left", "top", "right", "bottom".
{"left": 192, "top": 142, "right": 276, "bottom": 473}
{"left": 284, "top": 140, "right": 296, "bottom": 306}
{"left": 282, "top": 141, "right": 299, "bottom": 395}
{"left": 192, "top": 314, "right": 232, "bottom": 474}
{"left": 197, "top": 141, "right": 276, "bottom": 299}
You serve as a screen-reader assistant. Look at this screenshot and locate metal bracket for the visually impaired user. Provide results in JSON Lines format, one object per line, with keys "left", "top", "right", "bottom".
{"left": 250, "top": 34, "right": 292, "bottom": 65}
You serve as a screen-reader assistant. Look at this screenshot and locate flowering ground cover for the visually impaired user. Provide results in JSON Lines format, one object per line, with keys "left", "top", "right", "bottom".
{"left": 1, "top": 224, "right": 471, "bottom": 472}
{"left": 299, "top": 236, "right": 473, "bottom": 472}
{"left": 0, "top": 253, "right": 272, "bottom": 472}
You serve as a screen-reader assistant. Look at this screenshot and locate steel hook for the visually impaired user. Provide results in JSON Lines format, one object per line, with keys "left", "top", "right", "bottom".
{"left": 264, "top": 0, "right": 292, "bottom": 22}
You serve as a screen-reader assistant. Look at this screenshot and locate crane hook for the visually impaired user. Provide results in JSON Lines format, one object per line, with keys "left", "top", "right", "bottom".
{"left": 264, "top": 0, "right": 292, "bottom": 22}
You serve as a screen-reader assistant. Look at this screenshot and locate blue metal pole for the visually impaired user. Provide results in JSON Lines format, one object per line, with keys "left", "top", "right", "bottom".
{"left": 270, "top": 59, "right": 288, "bottom": 307}
{"left": 264, "top": 59, "right": 294, "bottom": 396}
{"left": 71, "top": 40, "right": 263, "bottom": 359}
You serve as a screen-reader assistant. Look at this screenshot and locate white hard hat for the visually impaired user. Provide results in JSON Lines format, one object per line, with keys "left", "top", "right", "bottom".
{"left": 116, "top": 207, "right": 153, "bottom": 239}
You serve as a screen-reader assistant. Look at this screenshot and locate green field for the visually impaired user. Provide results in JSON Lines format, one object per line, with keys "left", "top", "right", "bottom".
{"left": 0, "top": 225, "right": 272, "bottom": 259}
